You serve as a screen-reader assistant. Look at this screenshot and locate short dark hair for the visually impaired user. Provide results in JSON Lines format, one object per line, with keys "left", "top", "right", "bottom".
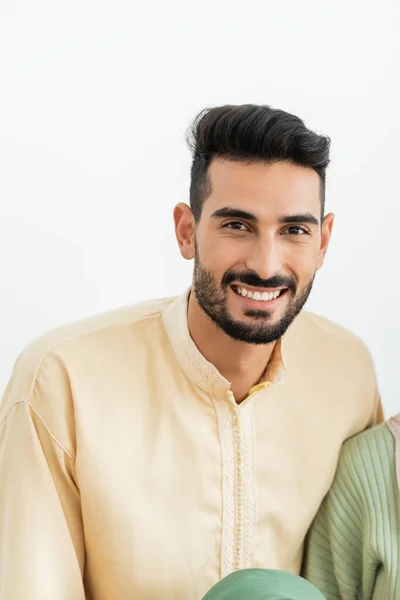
{"left": 187, "top": 104, "right": 331, "bottom": 221}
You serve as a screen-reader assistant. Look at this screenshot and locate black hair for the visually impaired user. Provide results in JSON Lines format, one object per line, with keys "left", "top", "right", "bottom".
{"left": 187, "top": 104, "right": 331, "bottom": 221}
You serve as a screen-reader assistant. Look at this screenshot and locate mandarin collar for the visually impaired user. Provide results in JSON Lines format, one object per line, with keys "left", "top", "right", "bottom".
{"left": 162, "top": 290, "right": 287, "bottom": 398}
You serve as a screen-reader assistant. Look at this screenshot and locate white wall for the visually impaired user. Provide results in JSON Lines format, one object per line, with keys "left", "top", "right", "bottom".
{"left": 0, "top": 0, "right": 399, "bottom": 416}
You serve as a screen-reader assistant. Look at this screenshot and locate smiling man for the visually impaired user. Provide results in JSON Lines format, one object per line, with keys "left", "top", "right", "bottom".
{"left": 0, "top": 104, "right": 383, "bottom": 600}
{"left": 175, "top": 147, "right": 330, "bottom": 403}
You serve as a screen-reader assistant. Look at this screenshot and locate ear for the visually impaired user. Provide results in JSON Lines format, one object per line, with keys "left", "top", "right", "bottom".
{"left": 173, "top": 203, "right": 196, "bottom": 260}
{"left": 317, "top": 212, "right": 334, "bottom": 270}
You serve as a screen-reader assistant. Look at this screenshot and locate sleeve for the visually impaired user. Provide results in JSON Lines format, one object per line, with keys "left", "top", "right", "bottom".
{"left": 374, "top": 393, "right": 384, "bottom": 425}
{"left": 0, "top": 400, "right": 86, "bottom": 600}
{"left": 302, "top": 454, "right": 365, "bottom": 600}
{"left": 347, "top": 343, "right": 383, "bottom": 437}
{"left": 364, "top": 384, "right": 384, "bottom": 428}
{"left": 387, "top": 413, "right": 400, "bottom": 491}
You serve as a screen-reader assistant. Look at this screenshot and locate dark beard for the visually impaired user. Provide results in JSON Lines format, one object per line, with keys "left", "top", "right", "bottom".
{"left": 193, "top": 257, "right": 314, "bottom": 345}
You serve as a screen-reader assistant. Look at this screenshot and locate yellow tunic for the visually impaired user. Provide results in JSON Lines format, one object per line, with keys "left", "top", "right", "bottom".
{"left": 0, "top": 292, "right": 380, "bottom": 600}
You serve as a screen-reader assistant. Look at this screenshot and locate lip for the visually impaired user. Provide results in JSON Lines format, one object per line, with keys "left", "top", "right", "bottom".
{"left": 230, "top": 284, "right": 288, "bottom": 309}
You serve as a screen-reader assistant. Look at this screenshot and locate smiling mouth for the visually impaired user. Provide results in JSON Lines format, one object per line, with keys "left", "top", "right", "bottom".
{"left": 231, "top": 284, "right": 288, "bottom": 302}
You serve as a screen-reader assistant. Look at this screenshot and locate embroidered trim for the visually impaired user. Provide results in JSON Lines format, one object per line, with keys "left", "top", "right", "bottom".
{"left": 162, "top": 290, "right": 270, "bottom": 575}
{"left": 213, "top": 395, "right": 256, "bottom": 578}
{"left": 162, "top": 291, "right": 287, "bottom": 394}
{"left": 213, "top": 396, "right": 236, "bottom": 578}
{"left": 162, "top": 293, "right": 229, "bottom": 395}
{"left": 240, "top": 401, "right": 256, "bottom": 570}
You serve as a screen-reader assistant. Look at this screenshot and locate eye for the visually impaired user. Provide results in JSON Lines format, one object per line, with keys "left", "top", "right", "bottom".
{"left": 223, "top": 221, "right": 250, "bottom": 231}
{"left": 283, "top": 226, "right": 309, "bottom": 236}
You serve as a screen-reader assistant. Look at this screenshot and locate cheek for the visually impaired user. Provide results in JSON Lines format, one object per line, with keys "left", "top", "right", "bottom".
{"left": 285, "top": 244, "right": 320, "bottom": 279}
{"left": 200, "top": 237, "right": 244, "bottom": 271}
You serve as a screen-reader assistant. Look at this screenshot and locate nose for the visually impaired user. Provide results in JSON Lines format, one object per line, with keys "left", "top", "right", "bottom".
{"left": 245, "top": 236, "right": 284, "bottom": 281}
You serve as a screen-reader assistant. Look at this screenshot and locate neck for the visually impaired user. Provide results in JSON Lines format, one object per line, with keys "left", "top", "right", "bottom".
{"left": 187, "top": 291, "right": 276, "bottom": 403}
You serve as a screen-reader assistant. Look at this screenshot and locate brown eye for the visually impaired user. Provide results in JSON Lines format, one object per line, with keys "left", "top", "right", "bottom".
{"left": 285, "top": 226, "right": 308, "bottom": 235}
{"left": 224, "top": 222, "right": 248, "bottom": 231}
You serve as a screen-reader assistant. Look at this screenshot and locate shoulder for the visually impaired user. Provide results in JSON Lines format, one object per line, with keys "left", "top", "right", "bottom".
{"left": 285, "top": 311, "right": 379, "bottom": 436}
{"left": 287, "top": 310, "right": 377, "bottom": 389}
{"left": 341, "top": 422, "right": 394, "bottom": 463}
{"left": 305, "top": 423, "right": 399, "bottom": 597}
{"left": 290, "top": 310, "right": 376, "bottom": 384}
{"left": 324, "top": 422, "right": 399, "bottom": 566}
{"left": 333, "top": 424, "right": 395, "bottom": 498}
{"left": 294, "top": 310, "right": 374, "bottom": 358}
{"left": 0, "top": 295, "right": 177, "bottom": 417}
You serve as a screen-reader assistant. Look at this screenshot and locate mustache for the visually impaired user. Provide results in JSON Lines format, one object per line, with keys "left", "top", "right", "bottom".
{"left": 222, "top": 271, "right": 297, "bottom": 294}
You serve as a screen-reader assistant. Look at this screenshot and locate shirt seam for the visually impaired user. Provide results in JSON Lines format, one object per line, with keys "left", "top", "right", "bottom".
{"left": 3, "top": 306, "right": 168, "bottom": 464}
{"left": 0, "top": 399, "right": 75, "bottom": 463}
{"left": 25, "top": 312, "right": 163, "bottom": 400}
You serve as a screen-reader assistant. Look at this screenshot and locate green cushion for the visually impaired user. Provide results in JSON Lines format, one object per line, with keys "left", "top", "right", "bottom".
{"left": 202, "top": 569, "right": 326, "bottom": 600}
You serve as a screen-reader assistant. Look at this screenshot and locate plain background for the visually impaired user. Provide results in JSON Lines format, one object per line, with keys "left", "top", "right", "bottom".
{"left": 0, "top": 0, "right": 399, "bottom": 416}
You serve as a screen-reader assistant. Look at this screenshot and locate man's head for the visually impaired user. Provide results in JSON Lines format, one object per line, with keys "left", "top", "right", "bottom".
{"left": 174, "top": 104, "right": 334, "bottom": 345}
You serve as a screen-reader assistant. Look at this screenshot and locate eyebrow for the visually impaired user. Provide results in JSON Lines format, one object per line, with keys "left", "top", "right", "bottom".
{"left": 210, "top": 207, "right": 319, "bottom": 226}
{"left": 210, "top": 207, "right": 257, "bottom": 221}
{"left": 278, "top": 213, "right": 320, "bottom": 226}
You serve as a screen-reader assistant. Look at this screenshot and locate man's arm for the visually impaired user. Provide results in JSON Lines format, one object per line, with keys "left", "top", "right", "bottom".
{"left": 375, "top": 394, "right": 384, "bottom": 425}
{"left": 0, "top": 372, "right": 85, "bottom": 598}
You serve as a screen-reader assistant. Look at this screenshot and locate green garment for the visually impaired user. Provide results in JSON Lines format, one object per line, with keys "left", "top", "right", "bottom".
{"left": 303, "top": 423, "right": 400, "bottom": 599}
{"left": 202, "top": 569, "right": 326, "bottom": 599}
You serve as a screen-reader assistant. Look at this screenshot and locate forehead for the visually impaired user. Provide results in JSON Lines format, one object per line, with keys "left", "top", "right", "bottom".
{"left": 204, "top": 159, "right": 321, "bottom": 218}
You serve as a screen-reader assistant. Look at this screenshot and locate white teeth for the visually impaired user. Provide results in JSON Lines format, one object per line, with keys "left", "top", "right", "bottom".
{"left": 235, "top": 286, "right": 283, "bottom": 301}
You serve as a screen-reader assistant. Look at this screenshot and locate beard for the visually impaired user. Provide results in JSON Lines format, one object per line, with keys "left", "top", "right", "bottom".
{"left": 193, "top": 254, "right": 314, "bottom": 345}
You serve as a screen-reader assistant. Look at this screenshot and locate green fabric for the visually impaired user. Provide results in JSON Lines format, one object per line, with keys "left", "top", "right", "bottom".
{"left": 303, "top": 423, "right": 400, "bottom": 599}
{"left": 202, "top": 569, "right": 326, "bottom": 599}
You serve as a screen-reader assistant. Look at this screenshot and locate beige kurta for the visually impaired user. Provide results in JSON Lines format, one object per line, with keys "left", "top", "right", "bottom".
{"left": 0, "top": 292, "right": 380, "bottom": 600}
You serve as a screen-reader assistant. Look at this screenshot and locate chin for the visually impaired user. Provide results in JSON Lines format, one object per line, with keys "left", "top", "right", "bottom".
{"left": 243, "top": 309, "right": 277, "bottom": 321}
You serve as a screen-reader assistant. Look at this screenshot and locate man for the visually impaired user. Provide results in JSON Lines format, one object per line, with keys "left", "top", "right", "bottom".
{"left": 303, "top": 412, "right": 400, "bottom": 599}
{"left": 0, "top": 104, "right": 382, "bottom": 600}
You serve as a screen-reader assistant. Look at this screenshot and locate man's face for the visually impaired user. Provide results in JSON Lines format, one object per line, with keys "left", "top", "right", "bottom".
{"left": 176, "top": 159, "right": 333, "bottom": 345}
